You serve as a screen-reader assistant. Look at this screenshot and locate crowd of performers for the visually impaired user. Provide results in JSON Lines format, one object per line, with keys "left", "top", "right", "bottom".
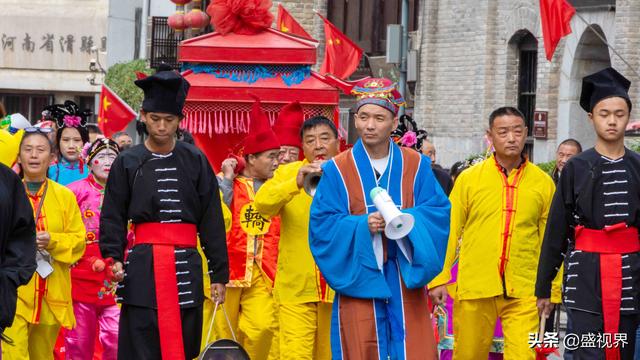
{"left": 0, "top": 64, "right": 638, "bottom": 360}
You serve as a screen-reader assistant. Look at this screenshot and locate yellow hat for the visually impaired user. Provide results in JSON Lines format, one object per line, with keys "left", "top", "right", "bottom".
{"left": 0, "top": 129, "right": 22, "bottom": 168}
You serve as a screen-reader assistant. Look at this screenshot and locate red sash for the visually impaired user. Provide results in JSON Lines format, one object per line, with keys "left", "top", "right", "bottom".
{"left": 574, "top": 223, "right": 640, "bottom": 360}
{"left": 134, "top": 223, "right": 197, "bottom": 360}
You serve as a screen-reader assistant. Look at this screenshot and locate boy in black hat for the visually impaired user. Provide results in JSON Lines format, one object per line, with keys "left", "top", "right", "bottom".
{"left": 99, "top": 65, "right": 229, "bottom": 360}
{"left": 536, "top": 67, "right": 640, "bottom": 359}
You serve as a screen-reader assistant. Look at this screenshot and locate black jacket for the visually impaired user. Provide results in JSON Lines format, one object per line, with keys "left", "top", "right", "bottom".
{"left": 0, "top": 164, "right": 36, "bottom": 331}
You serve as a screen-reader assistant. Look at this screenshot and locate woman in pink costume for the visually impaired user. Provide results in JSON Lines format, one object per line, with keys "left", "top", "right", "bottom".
{"left": 65, "top": 138, "right": 120, "bottom": 360}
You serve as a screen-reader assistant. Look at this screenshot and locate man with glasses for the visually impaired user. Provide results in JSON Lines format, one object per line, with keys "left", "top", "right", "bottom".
{"left": 274, "top": 101, "right": 304, "bottom": 165}
{"left": 254, "top": 116, "right": 340, "bottom": 360}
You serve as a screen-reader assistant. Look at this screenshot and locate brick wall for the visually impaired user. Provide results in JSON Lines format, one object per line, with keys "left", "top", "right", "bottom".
{"left": 414, "top": 0, "right": 640, "bottom": 167}
{"left": 272, "top": 0, "right": 328, "bottom": 67}
{"left": 612, "top": 0, "right": 640, "bottom": 121}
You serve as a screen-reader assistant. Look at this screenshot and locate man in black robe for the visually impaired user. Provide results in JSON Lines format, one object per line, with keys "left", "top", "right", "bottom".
{"left": 100, "top": 65, "right": 229, "bottom": 360}
{"left": 0, "top": 163, "right": 37, "bottom": 342}
{"left": 536, "top": 67, "right": 640, "bottom": 360}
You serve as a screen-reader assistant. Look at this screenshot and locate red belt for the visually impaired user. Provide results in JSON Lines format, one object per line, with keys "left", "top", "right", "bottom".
{"left": 134, "top": 222, "right": 197, "bottom": 360}
{"left": 574, "top": 222, "right": 639, "bottom": 360}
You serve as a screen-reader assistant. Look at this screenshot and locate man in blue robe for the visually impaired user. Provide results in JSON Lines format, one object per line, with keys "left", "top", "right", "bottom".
{"left": 309, "top": 78, "right": 451, "bottom": 360}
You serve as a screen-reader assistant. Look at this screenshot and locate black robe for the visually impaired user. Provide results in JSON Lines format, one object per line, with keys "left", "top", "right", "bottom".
{"left": 100, "top": 142, "right": 229, "bottom": 310}
{"left": 432, "top": 166, "right": 453, "bottom": 196}
{"left": 536, "top": 148, "right": 640, "bottom": 315}
{"left": 0, "top": 163, "right": 36, "bottom": 332}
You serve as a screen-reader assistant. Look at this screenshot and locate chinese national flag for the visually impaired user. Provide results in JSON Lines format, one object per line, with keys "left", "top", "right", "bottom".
{"left": 318, "top": 13, "right": 363, "bottom": 80}
{"left": 540, "top": 0, "right": 576, "bottom": 60}
{"left": 98, "top": 85, "right": 137, "bottom": 138}
{"left": 277, "top": 4, "right": 313, "bottom": 39}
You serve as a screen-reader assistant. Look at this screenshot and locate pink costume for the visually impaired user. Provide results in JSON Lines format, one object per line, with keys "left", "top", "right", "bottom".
{"left": 65, "top": 175, "right": 119, "bottom": 360}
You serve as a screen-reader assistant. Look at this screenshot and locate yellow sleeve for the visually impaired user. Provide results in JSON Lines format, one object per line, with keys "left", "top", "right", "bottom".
{"left": 551, "top": 267, "right": 563, "bottom": 303}
{"left": 254, "top": 163, "right": 301, "bottom": 218}
{"left": 48, "top": 187, "right": 86, "bottom": 265}
{"left": 220, "top": 192, "right": 232, "bottom": 233}
{"left": 429, "top": 171, "right": 468, "bottom": 288}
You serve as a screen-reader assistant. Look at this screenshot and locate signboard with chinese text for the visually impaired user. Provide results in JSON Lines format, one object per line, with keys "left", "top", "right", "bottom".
{"left": 533, "top": 111, "right": 548, "bottom": 139}
{"left": 0, "top": 15, "right": 107, "bottom": 72}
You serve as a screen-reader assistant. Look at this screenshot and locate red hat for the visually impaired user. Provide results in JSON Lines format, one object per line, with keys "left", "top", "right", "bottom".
{"left": 243, "top": 99, "right": 281, "bottom": 155}
{"left": 274, "top": 101, "right": 304, "bottom": 149}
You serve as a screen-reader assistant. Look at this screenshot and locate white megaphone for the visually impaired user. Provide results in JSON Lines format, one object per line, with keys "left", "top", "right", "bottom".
{"left": 370, "top": 187, "right": 414, "bottom": 240}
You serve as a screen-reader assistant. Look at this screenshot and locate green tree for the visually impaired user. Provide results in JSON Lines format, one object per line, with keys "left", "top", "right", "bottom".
{"left": 536, "top": 160, "right": 556, "bottom": 176}
{"left": 104, "top": 59, "right": 153, "bottom": 110}
{"left": 629, "top": 140, "right": 640, "bottom": 153}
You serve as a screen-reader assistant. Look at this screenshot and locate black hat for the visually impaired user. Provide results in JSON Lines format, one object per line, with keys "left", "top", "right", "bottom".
{"left": 44, "top": 100, "right": 91, "bottom": 129}
{"left": 44, "top": 100, "right": 91, "bottom": 145}
{"left": 135, "top": 64, "right": 190, "bottom": 117}
{"left": 84, "top": 137, "right": 120, "bottom": 162}
{"left": 580, "top": 67, "right": 632, "bottom": 113}
{"left": 391, "top": 114, "right": 428, "bottom": 151}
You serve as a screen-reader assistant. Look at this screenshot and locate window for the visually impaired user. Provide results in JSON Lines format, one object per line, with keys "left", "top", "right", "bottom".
{"left": 0, "top": 93, "right": 54, "bottom": 123}
{"left": 568, "top": 0, "right": 615, "bottom": 10}
{"left": 328, "top": 0, "right": 420, "bottom": 56}
{"left": 149, "top": 17, "right": 180, "bottom": 70}
{"left": 78, "top": 96, "right": 97, "bottom": 123}
{"left": 516, "top": 33, "right": 537, "bottom": 158}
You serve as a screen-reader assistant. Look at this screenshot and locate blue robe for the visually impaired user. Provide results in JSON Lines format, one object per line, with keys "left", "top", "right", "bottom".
{"left": 48, "top": 158, "right": 88, "bottom": 185}
{"left": 309, "top": 140, "right": 450, "bottom": 360}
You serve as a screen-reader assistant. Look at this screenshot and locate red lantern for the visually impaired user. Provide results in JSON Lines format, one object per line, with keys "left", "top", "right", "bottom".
{"left": 170, "top": 0, "right": 192, "bottom": 5}
{"left": 168, "top": 12, "right": 188, "bottom": 31}
{"left": 185, "top": 9, "right": 210, "bottom": 29}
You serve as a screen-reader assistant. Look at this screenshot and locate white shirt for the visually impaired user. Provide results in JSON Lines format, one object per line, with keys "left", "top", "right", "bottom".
{"left": 370, "top": 155, "right": 389, "bottom": 176}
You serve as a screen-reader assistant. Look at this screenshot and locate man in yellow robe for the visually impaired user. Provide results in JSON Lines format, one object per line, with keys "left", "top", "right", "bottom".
{"left": 254, "top": 116, "right": 340, "bottom": 360}
{"left": 429, "top": 107, "right": 557, "bottom": 360}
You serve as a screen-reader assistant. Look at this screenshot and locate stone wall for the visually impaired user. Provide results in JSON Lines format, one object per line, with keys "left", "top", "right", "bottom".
{"left": 273, "top": 0, "right": 328, "bottom": 67}
{"left": 415, "top": 0, "right": 640, "bottom": 167}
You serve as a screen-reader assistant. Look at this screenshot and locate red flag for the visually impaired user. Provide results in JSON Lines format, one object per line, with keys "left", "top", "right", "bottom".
{"left": 98, "top": 85, "right": 137, "bottom": 138}
{"left": 540, "top": 0, "right": 576, "bottom": 60}
{"left": 277, "top": 4, "right": 313, "bottom": 39}
{"left": 318, "top": 13, "right": 363, "bottom": 80}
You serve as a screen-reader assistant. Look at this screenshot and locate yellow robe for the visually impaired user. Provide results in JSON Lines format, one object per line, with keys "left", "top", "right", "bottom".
{"left": 16, "top": 179, "right": 86, "bottom": 328}
{"left": 200, "top": 195, "right": 232, "bottom": 350}
{"left": 201, "top": 196, "right": 232, "bottom": 300}
{"left": 253, "top": 160, "right": 333, "bottom": 360}
{"left": 430, "top": 155, "right": 559, "bottom": 300}
{"left": 253, "top": 160, "right": 334, "bottom": 305}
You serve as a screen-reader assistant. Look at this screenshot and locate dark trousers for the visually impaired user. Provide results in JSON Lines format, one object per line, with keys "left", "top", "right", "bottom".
{"left": 545, "top": 306, "right": 557, "bottom": 332}
{"left": 118, "top": 304, "right": 203, "bottom": 360}
{"left": 566, "top": 308, "right": 638, "bottom": 360}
